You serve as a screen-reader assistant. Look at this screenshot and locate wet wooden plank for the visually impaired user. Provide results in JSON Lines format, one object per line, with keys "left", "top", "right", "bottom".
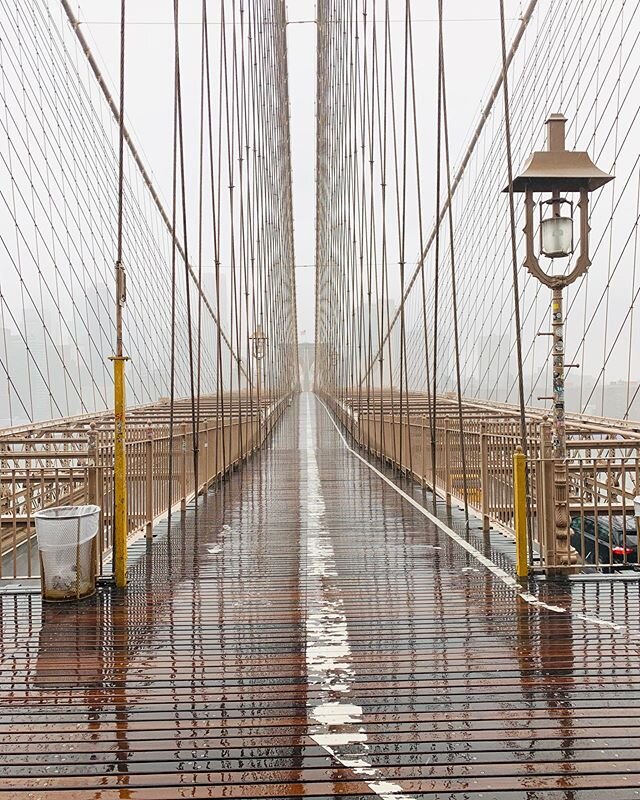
{"left": 1, "top": 396, "right": 640, "bottom": 798}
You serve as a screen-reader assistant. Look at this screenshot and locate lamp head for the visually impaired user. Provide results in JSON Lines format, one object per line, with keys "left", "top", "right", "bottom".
{"left": 540, "top": 198, "right": 574, "bottom": 258}
{"left": 250, "top": 327, "right": 268, "bottom": 360}
{"left": 505, "top": 114, "right": 614, "bottom": 194}
{"left": 504, "top": 113, "right": 614, "bottom": 288}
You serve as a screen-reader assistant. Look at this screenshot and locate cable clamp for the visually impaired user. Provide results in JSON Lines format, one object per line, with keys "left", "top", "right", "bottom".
{"left": 116, "top": 260, "right": 127, "bottom": 305}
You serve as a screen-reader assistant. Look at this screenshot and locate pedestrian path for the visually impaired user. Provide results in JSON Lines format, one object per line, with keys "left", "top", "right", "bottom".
{"left": 1, "top": 394, "right": 639, "bottom": 798}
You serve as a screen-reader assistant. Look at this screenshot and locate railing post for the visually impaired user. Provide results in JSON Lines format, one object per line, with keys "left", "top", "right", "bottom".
{"left": 421, "top": 414, "right": 426, "bottom": 489}
{"left": 205, "top": 422, "right": 212, "bottom": 489}
{"left": 181, "top": 423, "right": 187, "bottom": 513}
{"left": 513, "top": 446, "right": 528, "bottom": 578}
{"left": 145, "top": 424, "right": 153, "bottom": 538}
{"left": 480, "top": 423, "right": 490, "bottom": 532}
{"left": 87, "top": 423, "right": 98, "bottom": 507}
{"left": 431, "top": 419, "right": 437, "bottom": 494}
{"left": 404, "top": 419, "right": 411, "bottom": 477}
{"left": 87, "top": 424, "right": 106, "bottom": 576}
{"left": 444, "top": 419, "right": 452, "bottom": 506}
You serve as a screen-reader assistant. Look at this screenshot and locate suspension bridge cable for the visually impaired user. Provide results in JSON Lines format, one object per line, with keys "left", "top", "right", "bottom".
{"left": 167, "top": 0, "right": 181, "bottom": 523}
{"left": 430, "top": 0, "right": 444, "bottom": 493}
{"left": 358, "top": 0, "right": 539, "bottom": 389}
{"left": 439, "top": 0, "right": 469, "bottom": 518}
{"left": 60, "top": 0, "right": 249, "bottom": 387}
{"left": 498, "top": 0, "right": 528, "bottom": 457}
{"left": 173, "top": 0, "right": 199, "bottom": 489}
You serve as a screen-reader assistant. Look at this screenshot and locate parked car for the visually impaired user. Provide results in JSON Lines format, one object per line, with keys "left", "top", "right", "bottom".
{"left": 570, "top": 514, "right": 638, "bottom": 567}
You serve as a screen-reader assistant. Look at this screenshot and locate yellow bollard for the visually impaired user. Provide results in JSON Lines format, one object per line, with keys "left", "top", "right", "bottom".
{"left": 513, "top": 446, "right": 528, "bottom": 578}
{"left": 111, "top": 355, "right": 128, "bottom": 588}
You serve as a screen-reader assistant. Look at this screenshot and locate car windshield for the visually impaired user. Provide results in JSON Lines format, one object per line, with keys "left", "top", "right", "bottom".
{"left": 571, "top": 514, "right": 638, "bottom": 547}
{"left": 596, "top": 515, "right": 638, "bottom": 546}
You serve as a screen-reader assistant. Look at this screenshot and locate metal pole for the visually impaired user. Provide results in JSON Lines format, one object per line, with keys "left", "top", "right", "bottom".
{"left": 145, "top": 425, "right": 153, "bottom": 538}
{"left": 513, "top": 446, "right": 528, "bottom": 578}
{"left": 112, "top": 355, "right": 127, "bottom": 587}
{"left": 112, "top": 0, "right": 128, "bottom": 589}
{"left": 480, "top": 422, "right": 490, "bottom": 532}
{"left": 257, "top": 362, "right": 262, "bottom": 443}
{"left": 551, "top": 287, "right": 571, "bottom": 569}
{"left": 551, "top": 287, "right": 565, "bottom": 457}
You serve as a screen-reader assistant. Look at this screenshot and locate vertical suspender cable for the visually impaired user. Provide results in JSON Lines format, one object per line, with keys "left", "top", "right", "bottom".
{"left": 398, "top": 0, "right": 410, "bottom": 476}
{"left": 174, "top": 0, "right": 199, "bottom": 494}
{"left": 202, "top": 0, "right": 226, "bottom": 475}
{"left": 407, "top": 3, "right": 433, "bottom": 447}
{"left": 439, "top": 0, "right": 469, "bottom": 519}
{"left": 498, "top": 0, "right": 531, "bottom": 558}
{"left": 431, "top": 0, "right": 444, "bottom": 495}
{"left": 196, "top": 2, "right": 207, "bottom": 492}
{"left": 167, "top": 0, "right": 180, "bottom": 525}
{"left": 359, "top": 0, "right": 539, "bottom": 389}
{"left": 380, "top": 0, "right": 397, "bottom": 465}
{"left": 60, "top": 0, "right": 245, "bottom": 377}
{"left": 112, "top": 0, "right": 128, "bottom": 588}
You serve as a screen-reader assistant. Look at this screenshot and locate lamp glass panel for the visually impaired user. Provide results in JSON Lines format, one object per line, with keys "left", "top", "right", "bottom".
{"left": 540, "top": 216, "right": 573, "bottom": 258}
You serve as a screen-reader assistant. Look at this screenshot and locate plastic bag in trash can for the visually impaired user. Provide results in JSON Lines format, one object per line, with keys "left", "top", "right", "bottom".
{"left": 34, "top": 505, "right": 100, "bottom": 601}
{"left": 51, "top": 561, "right": 79, "bottom": 593}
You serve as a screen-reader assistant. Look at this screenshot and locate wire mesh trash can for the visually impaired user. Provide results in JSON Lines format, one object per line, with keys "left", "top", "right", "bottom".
{"left": 33, "top": 505, "right": 101, "bottom": 602}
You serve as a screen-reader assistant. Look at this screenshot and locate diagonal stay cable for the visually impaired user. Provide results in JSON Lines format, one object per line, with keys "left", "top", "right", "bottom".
{"left": 359, "top": 0, "right": 540, "bottom": 388}
{"left": 59, "top": 0, "right": 250, "bottom": 386}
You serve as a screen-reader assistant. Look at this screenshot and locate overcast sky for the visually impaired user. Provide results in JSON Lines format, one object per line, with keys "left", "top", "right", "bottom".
{"left": 77, "top": 0, "right": 524, "bottom": 344}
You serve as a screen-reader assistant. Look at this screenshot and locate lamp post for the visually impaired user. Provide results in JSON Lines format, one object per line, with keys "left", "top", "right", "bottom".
{"left": 250, "top": 327, "right": 268, "bottom": 439}
{"left": 507, "top": 113, "right": 613, "bottom": 570}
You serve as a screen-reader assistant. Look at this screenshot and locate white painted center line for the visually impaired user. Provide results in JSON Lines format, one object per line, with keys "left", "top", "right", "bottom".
{"left": 301, "top": 395, "right": 414, "bottom": 799}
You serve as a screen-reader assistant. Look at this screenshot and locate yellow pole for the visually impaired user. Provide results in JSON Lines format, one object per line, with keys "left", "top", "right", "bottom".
{"left": 513, "top": 446, "right": 528, "bottom": 578}
{"left": 112, "top": 0, "right": 127, "bottom": 589}
{"left": 111, "top": 355, "right": 128, "bottom": 587}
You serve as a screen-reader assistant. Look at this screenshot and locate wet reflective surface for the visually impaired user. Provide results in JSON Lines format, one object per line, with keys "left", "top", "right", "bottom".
{"left": 1, "top": 394, "right": 640, "bottom": 798}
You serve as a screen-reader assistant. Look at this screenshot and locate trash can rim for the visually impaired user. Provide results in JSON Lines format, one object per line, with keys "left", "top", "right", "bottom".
{"left": 33, "top": 504, "right": 101, "bottom": 522}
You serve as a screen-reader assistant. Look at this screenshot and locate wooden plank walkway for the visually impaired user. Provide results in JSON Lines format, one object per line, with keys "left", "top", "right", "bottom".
{"left": 1, "top": 394, "right": 640, "bottom": 798}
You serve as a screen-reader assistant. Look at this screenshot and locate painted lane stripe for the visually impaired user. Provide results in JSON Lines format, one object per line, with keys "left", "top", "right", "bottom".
{"left": 318, "top": 397, "right": 628, "bottom": 635}
{"left": 302, "top": 395, "right": 414, "bottom": 799}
